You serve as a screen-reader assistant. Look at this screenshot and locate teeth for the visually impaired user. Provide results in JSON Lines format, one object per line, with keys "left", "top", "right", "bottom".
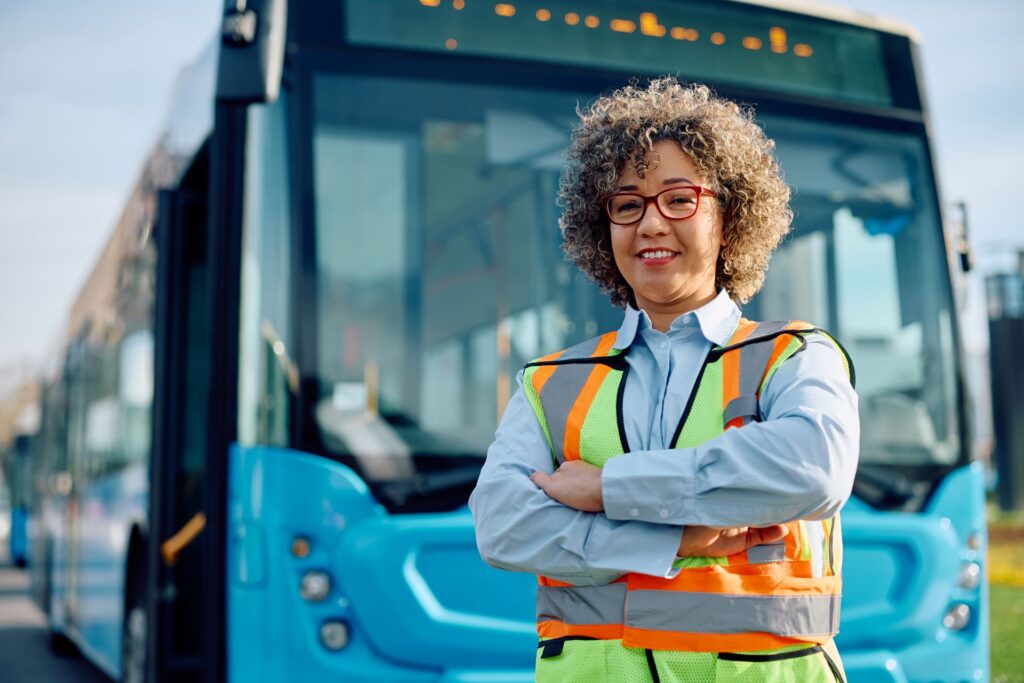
{"left": 640, "top": 250, "right": 675, "bottom": 259}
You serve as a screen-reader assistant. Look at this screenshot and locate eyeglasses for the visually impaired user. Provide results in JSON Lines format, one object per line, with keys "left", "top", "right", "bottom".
{"left": 601, "top": 185, "right": 718, "bottom": 225}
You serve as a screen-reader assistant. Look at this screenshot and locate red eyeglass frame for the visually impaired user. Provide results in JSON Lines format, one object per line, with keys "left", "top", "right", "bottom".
{"left": 601, "top": 185, "right": 718, "bottom": 225}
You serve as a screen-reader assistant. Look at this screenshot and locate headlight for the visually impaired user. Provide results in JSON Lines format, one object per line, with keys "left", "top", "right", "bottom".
{"left": 957, "top": 562, "right": 981, "bottom": 589}
{"left": 942, "top": 603, "right": 971, "bottom": 631}
{"left": 299, "top": 570, "right": 331, "bottom": 602}
{"left": 319, "top": 620, "right": 350, "bottom": 651}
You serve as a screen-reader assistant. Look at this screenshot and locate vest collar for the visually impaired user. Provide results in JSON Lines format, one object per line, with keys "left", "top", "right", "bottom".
{"left": 615, "top": 289, "right": 741, "bottom": 350}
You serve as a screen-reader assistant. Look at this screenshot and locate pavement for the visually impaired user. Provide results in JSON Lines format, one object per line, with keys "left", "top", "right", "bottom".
{"left": 0, "top": 545, "right": 112, "bottom": 682}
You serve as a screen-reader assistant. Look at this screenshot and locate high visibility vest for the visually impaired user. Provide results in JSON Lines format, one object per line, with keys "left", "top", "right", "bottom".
{"left": 522, "top": 319, "right": 854, "bottom": 654}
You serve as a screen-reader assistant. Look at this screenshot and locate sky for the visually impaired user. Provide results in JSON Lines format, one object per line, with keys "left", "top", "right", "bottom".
{"left": 0, "top": 0, "right": 1021, "bottom": 383}
{"left": 0, "top": 0, "right": 219, "bottom": 384}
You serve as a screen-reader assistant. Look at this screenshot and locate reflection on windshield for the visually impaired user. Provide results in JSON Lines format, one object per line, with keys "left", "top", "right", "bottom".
{"left": 755, "top": 116, "right": 960, "bottom": 468}
{"left": 312, "top": 74, "right": 621, "bottom": 484}
{"left": 311, "top": 74, "right": 962, "bottom": 497}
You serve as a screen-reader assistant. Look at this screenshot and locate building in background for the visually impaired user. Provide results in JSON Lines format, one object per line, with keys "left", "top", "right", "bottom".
{"left": 987, "top": 253, "right": 1024, "bottom": 510}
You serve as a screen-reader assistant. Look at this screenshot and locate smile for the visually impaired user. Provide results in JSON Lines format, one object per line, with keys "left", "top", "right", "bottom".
{"left": 637, "top": 249, "right": 679, "bottom": 264}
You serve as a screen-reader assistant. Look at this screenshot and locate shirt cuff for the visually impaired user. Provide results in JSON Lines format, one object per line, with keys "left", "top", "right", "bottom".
{"left": 601, "top": 450, "right": 697, "bottom": 525}
{"left": 584, "top": 516, "right": 684, "bottom": 578}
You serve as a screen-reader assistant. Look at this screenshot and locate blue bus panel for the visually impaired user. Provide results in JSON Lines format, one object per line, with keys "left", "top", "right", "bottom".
{"left": 229, "top": 445, "right": 986, "bottom": 682}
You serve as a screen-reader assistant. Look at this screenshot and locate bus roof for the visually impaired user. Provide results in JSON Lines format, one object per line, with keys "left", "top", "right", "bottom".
{"left": 735, "top": 0, "right": 921, "bottom": 43}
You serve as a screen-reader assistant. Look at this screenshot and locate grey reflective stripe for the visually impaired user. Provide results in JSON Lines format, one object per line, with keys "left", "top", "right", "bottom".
{"left": 738, "top": 326, "right": 785, "bottom": 395}
{"left": 537, "top": 583, "right": 627, "bottom": 625}
{"left": 750, "top": 320, "right": 791, "bottom": 339}
{"left": 724, "top": 395, "right": 759, "bottom": 424}
{"left": 747, "top": 542, "right": 787, "bottom": 564}
{"left": 729, "top": 322, "right": 792, "bottom": 427}
{"left": 627, "top": 590, "right": 840, "bottom": 636}
{"left": 539, "top": 362, "right": 595, "bottom": 463}
{"left": 558, "top": 335, "right": 604, "bottom": 361}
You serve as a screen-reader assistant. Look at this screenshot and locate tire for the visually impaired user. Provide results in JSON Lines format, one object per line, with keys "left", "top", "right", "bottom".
{"left": 121, "top": 530, "right": 148, "bottom": 683}
{"left": 121, "top": 603, "right": 147, "bottom": 683}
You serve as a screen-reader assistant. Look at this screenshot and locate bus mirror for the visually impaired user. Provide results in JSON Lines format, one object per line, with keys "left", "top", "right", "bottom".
{"left": 216, "top": 0, "right": 287, "bottom": 104}
{"left": 954, "top": 201, "right": 973, "bottom": 273}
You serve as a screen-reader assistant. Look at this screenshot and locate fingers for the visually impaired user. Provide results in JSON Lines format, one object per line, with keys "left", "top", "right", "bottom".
{"left": 749, "top": 524, "right": 789, "bottom": 546}
{"left": 529, "top": 471, "right": 551, "bottom": 489}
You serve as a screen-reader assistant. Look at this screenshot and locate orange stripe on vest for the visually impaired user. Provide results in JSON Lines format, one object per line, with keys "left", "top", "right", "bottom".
{"left": 562, "top": 332, "right": 618, "bottom": 462}
{"left": 626, "top": 565, "right": 840, "bottom": 595}
{"left": 621, "top": 628, "right": 831, "bottom": 653}
{"left": 537, "top": 621, "right": 625, "bottom": 640}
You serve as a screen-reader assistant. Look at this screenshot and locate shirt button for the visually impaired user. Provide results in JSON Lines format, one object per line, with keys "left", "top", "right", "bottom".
{"left": 658, "top": 340, "right": 668, "bottom": 349}
{"left": 682, "top": 314, "right": 692, "bottom": 324}
{"left": 630, "top": 508, "right": 640, "bottom": 517}
{"left": 659, "top": 509, "right": 669, "bottom": 519}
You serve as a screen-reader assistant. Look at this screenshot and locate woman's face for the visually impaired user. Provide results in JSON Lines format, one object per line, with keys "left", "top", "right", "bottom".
{"left": 609, "top": 140, "right": 724, "bottom": 316}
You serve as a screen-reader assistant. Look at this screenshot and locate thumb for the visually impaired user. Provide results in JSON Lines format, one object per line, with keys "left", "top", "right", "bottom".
{"left": 530, "top": 471, "right": 551, "bottom": 489}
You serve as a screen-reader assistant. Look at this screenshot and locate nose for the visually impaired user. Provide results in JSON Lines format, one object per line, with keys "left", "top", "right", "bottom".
{"left": 635, "top": 199, "right": 670, "bottom": 238}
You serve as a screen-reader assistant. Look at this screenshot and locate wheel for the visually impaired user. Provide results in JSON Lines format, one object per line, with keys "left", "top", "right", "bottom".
{"left": 121, "top": 603, "right": 147, "bottom": 683}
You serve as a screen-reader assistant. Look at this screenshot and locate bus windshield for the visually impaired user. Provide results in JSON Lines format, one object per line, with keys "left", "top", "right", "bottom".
{"left": 753, "top": 116, "right": 961, "bottom": 474}
{"left": 310, "top": 73, "right": 961, "bottom": 497}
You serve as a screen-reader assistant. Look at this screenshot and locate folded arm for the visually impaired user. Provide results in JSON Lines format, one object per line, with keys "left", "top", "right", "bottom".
{"left": 469, "top": 383, "right": 683, "bottom": 586}
{"left": 600, "top": 334, "right": 860, "bottom": 527}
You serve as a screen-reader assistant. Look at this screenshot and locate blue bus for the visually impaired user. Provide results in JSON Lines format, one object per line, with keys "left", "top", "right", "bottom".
{"left": 3, "top": 432, "right": 35, "bottom": 568}
{"left": 30, "top": 1, "right": 985, "bottom": 681}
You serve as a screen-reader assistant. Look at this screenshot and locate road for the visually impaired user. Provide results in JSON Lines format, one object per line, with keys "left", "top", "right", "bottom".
{"left": 0, "top": 547, "right": 112, "bottom": 682}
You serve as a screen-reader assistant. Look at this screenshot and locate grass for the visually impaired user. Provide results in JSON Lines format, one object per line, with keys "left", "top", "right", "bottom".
{"left": 991, "top": 584, "right": 1024, "bottom": 683}
{"left": 989, "top": 508, "right": 1024, "bottom": 681}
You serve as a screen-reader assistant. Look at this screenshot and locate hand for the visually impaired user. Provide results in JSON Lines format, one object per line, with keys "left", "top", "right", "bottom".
{"left": 677, "top": 524, "right": 789, "bottom": 557}
{"left": 530, "top": 460, "right": 604, "bottom": 512}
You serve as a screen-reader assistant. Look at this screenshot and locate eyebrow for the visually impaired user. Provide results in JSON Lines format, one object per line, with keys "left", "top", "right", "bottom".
{"left": 616, "top": 177, "right": 693, "bottom": 191}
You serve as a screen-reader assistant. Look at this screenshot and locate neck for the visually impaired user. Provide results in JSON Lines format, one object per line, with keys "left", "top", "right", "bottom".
{"left": 639, "top": 288, "right": 718, "bottom": 333}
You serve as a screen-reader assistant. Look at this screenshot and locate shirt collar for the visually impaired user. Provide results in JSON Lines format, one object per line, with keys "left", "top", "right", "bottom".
{"left": 614, "top": 289, "right": 741, "bottom": 350}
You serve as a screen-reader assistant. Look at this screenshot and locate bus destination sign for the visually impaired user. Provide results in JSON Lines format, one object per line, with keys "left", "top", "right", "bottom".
{"left": 344, "top": 0, "right": 893, "bottom": 107}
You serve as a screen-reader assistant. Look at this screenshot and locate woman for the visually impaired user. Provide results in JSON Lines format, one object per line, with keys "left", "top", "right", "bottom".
{"left": 469, "top": 77, "right": 858, "bottom": 682}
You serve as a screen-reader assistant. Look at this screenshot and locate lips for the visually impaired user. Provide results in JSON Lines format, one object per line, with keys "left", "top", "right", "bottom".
{"left": 637, "top": 248, "right": 679, "bottom": 266}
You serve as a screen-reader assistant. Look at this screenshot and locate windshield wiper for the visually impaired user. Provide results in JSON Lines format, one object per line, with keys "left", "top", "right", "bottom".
{"left": 852, "top": 464, "right": 932, "bottom": 510}
{"left": 375, "top": 463, "right": 484, "bottom": 512}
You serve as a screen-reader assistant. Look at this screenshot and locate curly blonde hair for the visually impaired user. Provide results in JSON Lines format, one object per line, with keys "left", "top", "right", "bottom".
{"left": 558, "top": 77, "right": 792, "bottom": 306}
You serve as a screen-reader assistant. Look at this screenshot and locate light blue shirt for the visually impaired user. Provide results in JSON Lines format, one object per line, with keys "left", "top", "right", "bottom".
{"left": 469, "top": 290, "right": 860, "bottom": 586}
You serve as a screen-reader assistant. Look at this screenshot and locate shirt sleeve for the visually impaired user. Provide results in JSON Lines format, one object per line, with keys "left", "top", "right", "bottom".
{"left": 469, "top": 373, "right": 684, "bottom": 586}
{"left": 601, "top": 334, "right": 860, "bottom": 527}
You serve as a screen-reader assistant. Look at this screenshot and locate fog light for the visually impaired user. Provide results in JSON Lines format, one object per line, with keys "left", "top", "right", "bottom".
{"left": 300, "top": 570, "right": 331, "bottom": 602}
{"left": 291, "top": 536, "right": 311, "bottom": 558}
{"left": 958, "top": 562, "right": 981, "bottom": 589}
{"left": 319, "top": 619, "right": 350, "bottom": 651}
{"left": 943, "top": 603, "right": 971, "bottom": 631}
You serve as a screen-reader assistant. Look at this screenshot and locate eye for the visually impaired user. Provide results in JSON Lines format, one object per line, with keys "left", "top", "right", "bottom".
{"left": 667, "top": 195, "right": 695, "bottom": 206}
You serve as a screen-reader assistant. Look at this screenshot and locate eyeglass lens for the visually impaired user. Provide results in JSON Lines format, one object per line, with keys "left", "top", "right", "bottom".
{"left": 606, "top": 187, "right": 700, "bottom": 223}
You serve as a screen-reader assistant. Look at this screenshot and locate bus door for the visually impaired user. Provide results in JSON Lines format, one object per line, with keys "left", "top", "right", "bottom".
{"left": 148, "top": 146, "right": 212, "bottom": 682}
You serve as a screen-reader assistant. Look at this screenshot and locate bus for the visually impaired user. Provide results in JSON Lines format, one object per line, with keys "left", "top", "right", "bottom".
{"left": 3, "top": 432, "right": 35, "bottom": 567}
{"left": 2, "top": 390, "right": 40, "bottom": 569}
{"left": 29, "top": 1, "right": 985, "bottom": 681}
